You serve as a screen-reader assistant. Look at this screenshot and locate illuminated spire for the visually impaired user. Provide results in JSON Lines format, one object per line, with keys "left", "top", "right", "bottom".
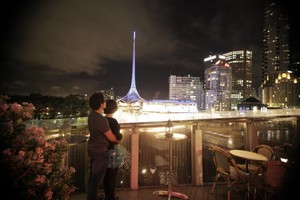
{"left": 118, "top": 31, "right": 146, "bottom": 103}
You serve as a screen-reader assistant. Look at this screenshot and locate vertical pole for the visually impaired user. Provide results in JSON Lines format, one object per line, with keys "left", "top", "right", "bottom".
{"left": 131, "top": 31, "right": 136, "bottom": 89}
{"left": 194, "top": 129, "right": 203, "bottom": 185}
{"left": 130, "top": 124, "right": 139, "bottom": 190}
{"left": 168, "top": 139, "right": 172, "bottom": 200}
{"left": 246, "top": 119, "right": 255, "bottom": 151}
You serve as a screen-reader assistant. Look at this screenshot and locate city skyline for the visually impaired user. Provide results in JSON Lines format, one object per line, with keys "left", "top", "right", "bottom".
{"left": 1, "top": 0, "right": 299, "bottom": 100}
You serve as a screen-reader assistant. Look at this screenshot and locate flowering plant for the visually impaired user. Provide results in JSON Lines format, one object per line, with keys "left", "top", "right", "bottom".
{"left": 0, "top": 95, "right": 76, "bottom": 200}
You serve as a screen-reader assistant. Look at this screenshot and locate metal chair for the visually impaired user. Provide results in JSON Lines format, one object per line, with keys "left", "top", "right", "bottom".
{"left": 210, "top": 146, "right": 249, "bottom": 200}
{"left": 238, "top": 144, "right": 274, "bottom": 174}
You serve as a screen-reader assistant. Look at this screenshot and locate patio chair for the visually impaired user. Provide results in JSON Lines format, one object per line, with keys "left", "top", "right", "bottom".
{"left": 253, "top": 145, "right": 274, "bottom": 161}
{"left": 238, "top": 144, "right": 274, "bottom": 174}
{"left": 210, "top": 146, "right": 249, "bottom": 200}
{"left": 251, "top": 160, "right": 289, "bottom": 200}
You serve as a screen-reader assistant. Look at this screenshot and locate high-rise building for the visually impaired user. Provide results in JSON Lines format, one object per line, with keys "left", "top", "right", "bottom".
{"left": 223, "top": 50, "right": 253, "bottom": 110}
{"left": 203, "top": 54, "right": 226, "bottom": 85}
{"left": 261, "top": 1, "right": 300, "bottom": 108}
{"left": 262, "top": 0, "right": 290, "bottom": 80}
{"left": 204, "top": 54, "right": 226, "bottom": 69}
{"left": 204, "top": 60, "right": 232, "bottom": 111}
{"left": 169, "top": 75, "right": 203, "bottom": 110}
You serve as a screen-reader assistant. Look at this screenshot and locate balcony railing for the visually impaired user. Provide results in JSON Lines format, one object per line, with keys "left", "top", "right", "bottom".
{"left": 32, "top": 109, "right": 300, "bottom": 192}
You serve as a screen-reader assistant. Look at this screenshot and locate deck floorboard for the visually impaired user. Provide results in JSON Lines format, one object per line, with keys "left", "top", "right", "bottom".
{"left": 70, "top": 184, "right": 248, "bottom": 200}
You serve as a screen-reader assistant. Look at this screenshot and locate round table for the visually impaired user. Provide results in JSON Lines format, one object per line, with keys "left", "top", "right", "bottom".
{"left": 229, "top": 149, "right": 267, "bottom": 172}
{"left": 230, "top": 150, "right": 268, "bottom": 162}
{"left": 152, "top": 133, "right": 188, "bottom": 200}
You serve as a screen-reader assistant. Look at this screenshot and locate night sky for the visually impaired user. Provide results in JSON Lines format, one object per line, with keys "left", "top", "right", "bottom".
{"left": 1, "top": 0, "right": 299, "bottom": 100}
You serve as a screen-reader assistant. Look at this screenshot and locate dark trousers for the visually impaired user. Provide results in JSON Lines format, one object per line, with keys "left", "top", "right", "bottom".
{"left": 103, "top": 167, "right": 119, "bottom": 200}
{"left": 87, "top": 153, "right": 108, "bottom": 200}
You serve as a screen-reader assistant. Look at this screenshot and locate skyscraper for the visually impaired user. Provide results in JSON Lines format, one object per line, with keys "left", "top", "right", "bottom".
{"left": 223, "top": 50, "right": 253, "bottom": 110}
{"left": 261, "top": 0, "right": 300, "bottom": 108}
{"left": 204, "top": 60, "right": 232, "bottom": 111}
{"left": 262, "top": 0, "right": 290, "bottom": 80}
{"left": 203, "top": 54, "right": 226, "bottom": 85}
{"left": 203, "top": 54, "right": 226, "bottom": 70}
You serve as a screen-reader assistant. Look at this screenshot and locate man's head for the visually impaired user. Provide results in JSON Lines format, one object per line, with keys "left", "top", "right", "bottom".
{"left": 89, "top": 92, "right": 106, "bottom": 110}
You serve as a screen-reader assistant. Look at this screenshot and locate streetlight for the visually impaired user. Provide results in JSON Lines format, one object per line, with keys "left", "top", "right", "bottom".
{"left": 165, "top": 119, "right": 173, "bottom": 137}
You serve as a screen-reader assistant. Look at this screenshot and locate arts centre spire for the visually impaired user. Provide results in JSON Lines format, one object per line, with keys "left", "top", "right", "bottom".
{"left": 118, "top": 31, "right": 146, "bottom": 103}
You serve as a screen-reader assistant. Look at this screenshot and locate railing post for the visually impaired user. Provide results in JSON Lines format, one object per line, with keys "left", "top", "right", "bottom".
{"left": 130, "top": 124, "right": 139, "bottom": 190}
{"left": 246, "top": 119, "right": 257, "bottom": 151}
{"left": 193, "top": 128, "right": 203, "bottom": 186}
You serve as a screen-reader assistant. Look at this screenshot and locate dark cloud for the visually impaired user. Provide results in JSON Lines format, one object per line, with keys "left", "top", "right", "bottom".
{"left": 0, "top": 0, "right": 298, "bottom": 99}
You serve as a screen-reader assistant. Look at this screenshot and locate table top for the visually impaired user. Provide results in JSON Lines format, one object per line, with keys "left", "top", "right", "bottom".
{"left": 229, "top": 149, "right": 268, "bottom": 162}
{"left": 154, "top": 133, "right": 187, "bottom": 141}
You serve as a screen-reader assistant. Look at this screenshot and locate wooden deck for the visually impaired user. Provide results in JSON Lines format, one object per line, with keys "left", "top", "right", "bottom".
{"left": 70, "top": 183, "right": 250, "bottom": 200}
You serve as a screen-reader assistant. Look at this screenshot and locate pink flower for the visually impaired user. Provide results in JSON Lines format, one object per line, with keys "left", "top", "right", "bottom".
{"left": 44, "top": 163, "right": 53, "bottom": 174}
{"left": 1, "top": 98, "right": 76, "bottom": 200}
{"left": 26, "top": 126, "right": 45, "bottom": 136}
{"left": 45, "top": 189, "right": 53, "bottom": 200}
{"left": 36, "top": 147, "right": 44, "bottom": 155}
{"left": 35, "top": 175, "right": 46, "bottom": 184}
{"left": 0, "top": 102, "right": 9, "bottom": 117}
{"left": 45, "top": 142, "right": 55, "bottom": 150}
{"left": 10, "top": 103, "right": 22, "bottom": 114}
{"left": 18, "top": 150, "right": 26, "bottom": 158}
{"left": 23, "top": 111, "right": 32, "bottom": 119}
{"left": 69, "top": 167, "right": 76, "bottom": 174}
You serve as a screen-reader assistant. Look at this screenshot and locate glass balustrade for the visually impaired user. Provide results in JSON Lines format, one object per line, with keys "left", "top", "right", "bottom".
{"left": 29, "top": 109, "right": 300, "bottom": 191}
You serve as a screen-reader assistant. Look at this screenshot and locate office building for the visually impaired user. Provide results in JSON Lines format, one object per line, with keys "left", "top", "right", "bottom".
{"left": 204, "top": 54, "right": 226, "bottom": 69}
{"left": 169, "top": 75, "right": 203, "bottom": 110}
{"left": 223, "top": 50, "right": 253, "bottom": 110}
{"left": 262, "top": 0, "right": 290, "bottom": 80}
{"left": 204, "top": 60, "right": 232, "bottom": 111}
{"left": 203, "top": 54, "right": 226, "bottom": 84}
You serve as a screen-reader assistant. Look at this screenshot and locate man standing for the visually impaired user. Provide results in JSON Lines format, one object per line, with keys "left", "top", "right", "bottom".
{"left": 87, "top": 92, "right": 120, "bottom": 200}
